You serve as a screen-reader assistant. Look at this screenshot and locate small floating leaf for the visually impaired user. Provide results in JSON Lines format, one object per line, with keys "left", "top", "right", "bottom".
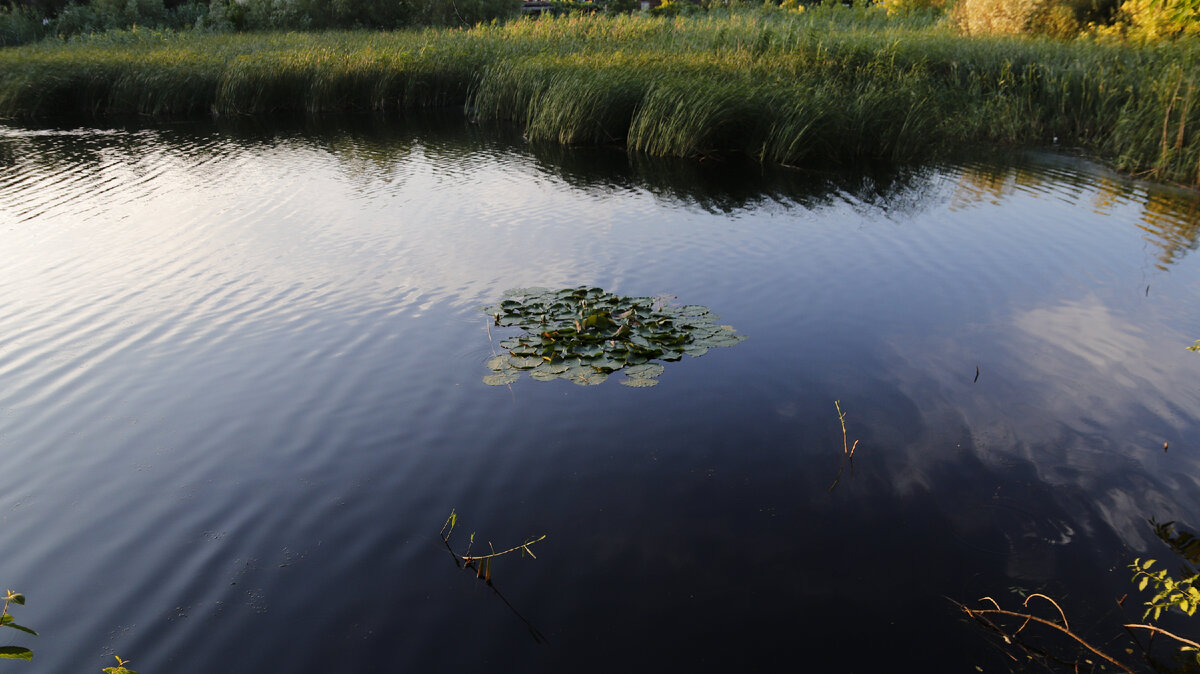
{"left": 695, "top": 332, "right": 746, "bottom": 348}
{"left": 625, "top": 363, "right": 665, "bottom": 379}
{"left": 589, "top": 357, "right": 624, "bottom": 372}
{"left": 485, "top": 355, "right": 510, "bottom": 371}
{"left": 483, "top": 372, "right": 520, "bottom": 386}
{"left": 620, "top": 377, "right": 659, "bottom": 388}
{"left": 508, "top": 355, "right": 544, "bottom": 370}
{"left": 536, "top": 361, "right": 571, "bottom": 375}
{"left": 567, "top": 370, "right": 609, "bottom": 386}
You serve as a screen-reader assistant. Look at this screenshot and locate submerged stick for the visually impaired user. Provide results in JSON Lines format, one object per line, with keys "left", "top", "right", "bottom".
{"left": 835, "top": 400, "right": 850, "bottom": 456}
{"left": 829, "top": 401, "right": 860, "bottom": 491}
{"left": 1124, "top": 623, "right": 1200, "bottom": 650}
{"left": 956, "top": 601, "right": 1136, "bottom": 674}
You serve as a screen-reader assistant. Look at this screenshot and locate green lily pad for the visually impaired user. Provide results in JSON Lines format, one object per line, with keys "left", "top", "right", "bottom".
{"left": 483, "top": 372, "right": 520, "bottom": 386}
{"left": 536, "top": 361, "right": 571, "bottom": 375}
{"left": 620, "top": 376, "right": 659, "bottom": 387}
{"left": 625, "top": 363, "right": 665, "bottom": 379}
{"left": 508, "top": 355, "right": 544, "bottom": 370}
{"left": 589, "top": 357, "right": 624, "bottom": 372}
{"left": 485, "top": 355, "right": 511, "bottom": 371}
{"left": 695, "top": 327, "right": 747, "bottom": 348}
{"left": 567, "top": 370, "right": 609, "bottom": 386}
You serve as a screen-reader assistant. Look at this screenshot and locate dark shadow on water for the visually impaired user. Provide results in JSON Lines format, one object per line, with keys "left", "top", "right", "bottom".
{"left": 1151, "top": 520, "right": 1200, "bottom": 569}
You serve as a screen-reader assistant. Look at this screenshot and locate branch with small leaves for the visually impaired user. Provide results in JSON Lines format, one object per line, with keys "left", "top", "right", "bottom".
{"left": 1129, "top": 557, "right": 1200, "bottom": 666}
{"left": 1130, "top": 558, "right": 1200, "bottom": 620}
{"left": 0, "top": 590, "right": 36, "bottom": 662}
{"left": 102, "top": 655, "right": 139, "bottom": 674}
{"left": 441, "top": 510, "right": 546, "bottom": 583}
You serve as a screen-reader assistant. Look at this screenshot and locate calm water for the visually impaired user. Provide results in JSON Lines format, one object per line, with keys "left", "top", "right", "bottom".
{"left": 1, "top": 116, "right": 1199, "bottom": 672}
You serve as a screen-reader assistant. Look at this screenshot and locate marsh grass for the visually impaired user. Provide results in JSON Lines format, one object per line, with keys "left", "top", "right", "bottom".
{"left": 1, "top": 7, "right": 1198, "bottom": 184}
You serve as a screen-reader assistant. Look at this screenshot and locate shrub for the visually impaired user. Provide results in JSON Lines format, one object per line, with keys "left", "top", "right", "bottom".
{"left": 877, "top": 0, "right": 946, "bottom": 18}
{"left": 1105, "top": 0, "right": 1200, "bottom": 40}
{"left": 950, "top": 0, "right": 1044, "bottom": 35}
{"left": 53, "top": 0, "right": 205, "bottom": 34}
{"left": 951, "top": 0, "right": 1117, "bottom": 37}
{"left": 0, "top": 4, "right": 48, "bottom": 44}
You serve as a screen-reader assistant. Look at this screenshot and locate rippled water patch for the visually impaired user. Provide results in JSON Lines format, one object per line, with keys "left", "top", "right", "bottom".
{"left": 1, "top": 117, "right": 1199, "bottom": 672}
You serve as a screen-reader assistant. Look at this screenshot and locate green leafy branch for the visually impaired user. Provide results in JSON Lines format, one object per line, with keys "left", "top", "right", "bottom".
{"left": 102, "top": 656, "right": 139, "bottom": 674}
{"left": 440, "top": 510, "right": 546, "bottom": 583}
{"left": 1189, "top": 339, "right": 1200, "bottom": 353}
{"left": 0, "top": 590, "right": 36, "bottom": 662}
{"left": 1128, "top": 558, "right": 1200, "bottom": 665}
{"left": 1130, "top": 558, "right": 1200, "bottom": 620}
{"left": 0, "top": 592, "right": 138, "bottom": 671}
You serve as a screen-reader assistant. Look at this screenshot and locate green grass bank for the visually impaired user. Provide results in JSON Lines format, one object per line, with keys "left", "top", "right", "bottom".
{"left": 1, "top": 7, "right": 1198, "bottom": 185}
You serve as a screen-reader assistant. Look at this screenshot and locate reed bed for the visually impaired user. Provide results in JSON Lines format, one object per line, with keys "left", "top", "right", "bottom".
{"left": 1, "top": 8, "right": 1197, "bottom": 185}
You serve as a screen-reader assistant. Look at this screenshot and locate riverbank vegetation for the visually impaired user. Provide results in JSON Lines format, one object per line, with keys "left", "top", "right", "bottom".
{"left": 0, "top": 3, "right": 1198, "bottom": 185}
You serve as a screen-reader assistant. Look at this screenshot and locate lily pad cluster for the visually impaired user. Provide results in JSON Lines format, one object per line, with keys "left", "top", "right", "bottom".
{"left": 480, "top": 286, "right": 745, "bottom": 387}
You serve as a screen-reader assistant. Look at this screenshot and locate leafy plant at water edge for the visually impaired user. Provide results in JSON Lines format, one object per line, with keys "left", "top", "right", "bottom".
{"left": 1126, "top": 561, "right": 1200, "bottom": 666}
{"left": 440, "top": 509, "right": 545, "bottom": 583}
{"left": 102, "top": 655, "right": 139, "bottom": 674}
{"left": 1188, "top": 340, "right": 1200, "bottom": 352}
{"left": 1130, "top": 558, "right": 1200, "bottom": 621}
{"left": 479, "top": 286, "right": 745, "bottom": 387}
{"left": 0, "top": 590, "right": 36, "bottom": 661}
{"left": 1, "top": 10, "right": 1199, "bottom": 183}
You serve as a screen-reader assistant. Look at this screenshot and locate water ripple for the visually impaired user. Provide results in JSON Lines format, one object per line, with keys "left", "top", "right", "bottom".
{"left": 1, "top": 121, "right": 1199, "bottom": 674}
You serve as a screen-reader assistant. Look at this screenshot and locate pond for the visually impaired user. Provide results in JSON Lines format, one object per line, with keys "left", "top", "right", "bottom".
{"left": 1, "top": 115, "right": 1199, "bottom": 672}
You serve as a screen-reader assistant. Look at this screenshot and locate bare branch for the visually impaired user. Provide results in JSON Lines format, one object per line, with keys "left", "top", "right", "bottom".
{"left": 958, "top": 604, "right": 1136, "bottom": 674}
{"left": 1124, "top": 623, "right": 1200, "bottom": 650}
{"left": 1025, "top": 593, "right": 1070, "bottom": 630}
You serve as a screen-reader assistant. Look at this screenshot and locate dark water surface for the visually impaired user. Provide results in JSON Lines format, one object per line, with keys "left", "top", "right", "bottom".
{"left": 1, "top": 116, "right": 1199, "bottom": 672}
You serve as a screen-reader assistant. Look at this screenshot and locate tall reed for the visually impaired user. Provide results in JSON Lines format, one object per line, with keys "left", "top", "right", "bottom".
{"left": 0, "top": 8, "right": 1197, "bottom": 185}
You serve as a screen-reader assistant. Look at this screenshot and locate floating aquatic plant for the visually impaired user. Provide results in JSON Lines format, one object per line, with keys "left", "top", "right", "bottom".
{"left": 440, "top": 509, "right": 546, "bottom": 584}
{"left": 480, "top": 286, "right": 745, "bottom": 387}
